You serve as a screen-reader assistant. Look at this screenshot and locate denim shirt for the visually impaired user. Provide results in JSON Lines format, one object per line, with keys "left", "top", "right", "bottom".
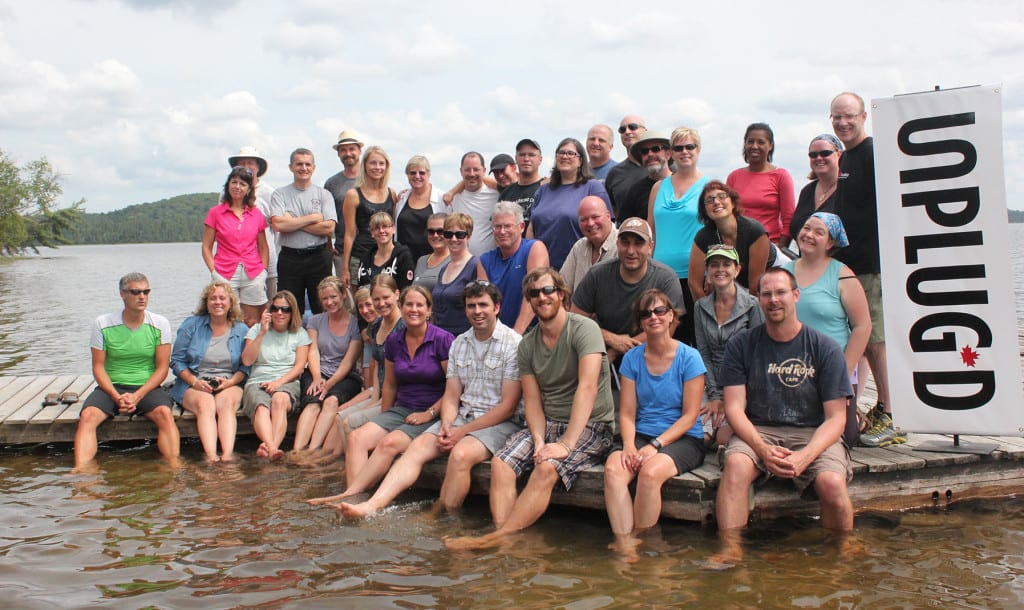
{"left": 170, "top": 315, "right": 250, "bottom": 403}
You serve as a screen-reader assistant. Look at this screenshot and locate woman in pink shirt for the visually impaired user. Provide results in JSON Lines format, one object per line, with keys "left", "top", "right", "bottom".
{"left": 726, "top": 123, "right": 795, "bottom": 248}
{"left": 202, "top": 166, "right": 270, "bottom": 327}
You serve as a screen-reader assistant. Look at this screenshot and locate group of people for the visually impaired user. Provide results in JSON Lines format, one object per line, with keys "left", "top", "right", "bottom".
{"left": 73, "top": 90, "right": 896, "bottom": 564}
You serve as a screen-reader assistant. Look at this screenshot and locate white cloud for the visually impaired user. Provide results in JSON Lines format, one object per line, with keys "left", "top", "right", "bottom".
{"left": 264, "top": 22, "right": 343, "bottom": 61}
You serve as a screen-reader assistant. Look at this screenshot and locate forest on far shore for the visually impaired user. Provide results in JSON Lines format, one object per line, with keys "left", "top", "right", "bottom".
{"left": 68, "top": 193, "right": 218, "bottom": 244}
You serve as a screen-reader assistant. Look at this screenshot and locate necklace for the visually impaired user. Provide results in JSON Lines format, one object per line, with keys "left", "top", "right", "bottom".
{"left": 817, "top": 182, "right": 837, "bottom": 203}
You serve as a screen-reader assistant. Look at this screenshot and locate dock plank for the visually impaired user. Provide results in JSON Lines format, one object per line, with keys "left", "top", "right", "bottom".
{"left": 4, "top": 375, "right": 78, "bottom": 425}
{"left": 29, "top": 376, "right": 95, "bottom": 425}
{"left": 0, "top": 376, "right": 58, "bottom": 424}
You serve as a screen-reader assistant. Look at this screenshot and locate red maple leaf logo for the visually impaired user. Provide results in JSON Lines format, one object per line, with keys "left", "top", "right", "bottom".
{"left": 960, "top": 345, "right": 979, "bottom": 368}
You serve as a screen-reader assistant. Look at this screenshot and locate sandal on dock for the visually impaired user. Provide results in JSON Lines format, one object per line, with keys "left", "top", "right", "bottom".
{"left": 59, "top": 392, "right": 79, "bottom": 405}
{"left": 42, "top": 393, "right": 60, "bottom": 406}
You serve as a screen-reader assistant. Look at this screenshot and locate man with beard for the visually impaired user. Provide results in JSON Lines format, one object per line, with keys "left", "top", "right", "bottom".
{"left": 445, "top": 268, "right": 614, "bottom": 550}
{"left": 324, "top": 130, "right": 364, "bottom": 277}
{"left": 618, "top": 131, "right": 672, "bottom": 222}
{"left": 586, "top": 124, "right": 618, "bottom": 182}
{"left": 605, "top": 115, "right": 649, "bottom": 217}
{"left": 560, "top": 196, "right": 618, "bottom": 292}
{"left": 571, "top": 217, "right": 683, "bottom": 363}
{"left": 712, "top": 267, "right": 853, "bottom": 565}
{"left": 500, "top": 138, "right": 546, "bottom": 226}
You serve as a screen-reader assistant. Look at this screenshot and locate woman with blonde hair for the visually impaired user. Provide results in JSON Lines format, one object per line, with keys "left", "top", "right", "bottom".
{"left": 170, "top": 281, "right": 251, "bottom": 462}
{"left": 341, "top": 145, "right": 397, "bottom": 288}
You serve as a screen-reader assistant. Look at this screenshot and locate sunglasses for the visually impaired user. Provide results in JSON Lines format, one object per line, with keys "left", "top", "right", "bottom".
{"left": 526, "top": 285, "right": 559, "bottom": 298}
{"left": 466, "top": 280, "right": 493, "bottom": 288}
{"left": 808, "top": 150, "right": 837, "bottom": 159}
{"left": 408, "top": 170, "right": 428, "bottom": 176}
{"left": 637, "top": 145, "right": 666, "bottom": 156}
{"left": 618, "top": 123, "right": 645, "bottom": 134}
{"left": 639, "top": 305, "right": 672, "bottom": 319}
{"left": 124, "top": 288, "right": 151, "bottom": 296}
{"left": 426, "top": 227, "right": 445, "bottom": 236}
{"left": 443, "top": 230, "right": 470, "bottom": 239}
{"left": 672, "top": 143, "right": 698, "bottom": 152}
{"left": 269, "top": 305, "right": 292, "bottom": 313}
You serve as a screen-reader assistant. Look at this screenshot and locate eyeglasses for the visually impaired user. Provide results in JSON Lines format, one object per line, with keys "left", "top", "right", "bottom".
{"left": 618, "top": 123, "right": 645, "bottom": 133}
{"left": 443, "top": 230, "right": 470, "bottom": 239}
{"left": 639, "top": 306, "right": 671, "bottom": 319}
{"left": 526, "top": 285, "right": 559, "bottom": 298}
{"left": 269, "top": 305, "right": 293, "bottom": 313}
{"left": 407, "top": 170, "right": 428, "bottom": 176}
{"left": 829, "top": 113, "right": 862, "bottom": 122}
{"left": 672, "top": 143, "right": 698, "bottom": 152}
{"left": 808, "top": 150, "right": 837, "bottom": 159}
{"left": 637, "top": 145, "right": 666, "bottom": 156}
{"left": 703, "top": 192, "right": 730, "bottom": 205}
{"left": 426, "top": 227, "right": 445, "bottom": 236}
{"left": 123, "top": 288, "right": 151, "bottom": 296}
{"left": 556, "top": 150, "right": 579, "bottom": 158}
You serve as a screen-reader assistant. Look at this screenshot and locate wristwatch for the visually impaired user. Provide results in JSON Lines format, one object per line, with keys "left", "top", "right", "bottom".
{"left": 649, "top": 437, "right": 663, "bottom": 450}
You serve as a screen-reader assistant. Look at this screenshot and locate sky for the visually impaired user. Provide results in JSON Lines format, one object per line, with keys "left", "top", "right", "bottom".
{"left": 1, "top": 0, "right": 1023, "bottom": 213}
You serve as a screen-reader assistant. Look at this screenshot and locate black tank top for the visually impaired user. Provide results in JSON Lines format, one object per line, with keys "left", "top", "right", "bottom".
{"left": 353, "top": 188, "right": 395, "bottom": 260}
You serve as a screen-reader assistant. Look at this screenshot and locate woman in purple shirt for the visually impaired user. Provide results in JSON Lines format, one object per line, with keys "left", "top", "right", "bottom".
{"left": 334, "top": 285, "right": 453, "bottom": 505}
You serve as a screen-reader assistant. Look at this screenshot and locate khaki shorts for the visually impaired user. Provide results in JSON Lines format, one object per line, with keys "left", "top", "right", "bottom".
{"left": 215, "top": 263, "right": 269, "bottom": 307}
{"left": 426, "top": 414, "right": 523, "bottom": 456}
{"left": 242, "top": 380, "right": 300, "bottom": 419}
{"left": 857, "top": 273, "right": 885, "bottom": 344}
{"left": 723, "top": 425, "right": 852, "bottom": 495}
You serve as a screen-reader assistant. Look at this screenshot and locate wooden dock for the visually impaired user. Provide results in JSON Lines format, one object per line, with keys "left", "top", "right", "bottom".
{"left": 0, "top": 374, "right": 259, "bottom": 445}
{"left": 3, "top": 374, "right": 1024, "bottom": 523}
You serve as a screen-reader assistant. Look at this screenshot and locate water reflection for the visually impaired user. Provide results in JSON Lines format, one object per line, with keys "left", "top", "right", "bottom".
{"left": 2, "top": 443, "right": 1023, "bottom": 608}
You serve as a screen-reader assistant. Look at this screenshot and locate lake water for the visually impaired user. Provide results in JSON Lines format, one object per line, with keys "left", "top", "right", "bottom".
{"left": 2, "top": 238, "right": 1024, "bottom": 607}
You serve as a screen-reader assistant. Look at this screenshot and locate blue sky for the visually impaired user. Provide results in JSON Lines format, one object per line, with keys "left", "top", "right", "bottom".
{"left": 1, "top": 0, "right": 1022, "bottom": 212}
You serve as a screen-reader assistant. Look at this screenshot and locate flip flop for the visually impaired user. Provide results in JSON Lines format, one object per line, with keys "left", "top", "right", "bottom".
{"left": 42, "top": 393, "right": 60, "bottom": 406}
{"left": 59, "top": 392, "right": 79, "bottom": 405}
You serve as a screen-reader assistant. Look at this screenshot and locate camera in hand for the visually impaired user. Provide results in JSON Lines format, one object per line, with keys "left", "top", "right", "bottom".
{"left": 202, "top": 377, "right": 221, "bottom": 390}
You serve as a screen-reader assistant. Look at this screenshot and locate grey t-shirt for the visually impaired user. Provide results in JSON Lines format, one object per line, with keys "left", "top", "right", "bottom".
{"left": 305, "top": 313, "right": 361, "bottom": 378}
{"left": 572, "top": 257, "right": 684, "bottom": 336}
{"left": 413, "top": 253, "right": 450, "bottom": 292}
{"left": 719, "top": 324, "right": 852, "bottom": 427}
{"left": 270, "top": 183, "right": 338, "bottom": 249}
{"left": 197, "top": 333, "right": 233, "bottom": 379}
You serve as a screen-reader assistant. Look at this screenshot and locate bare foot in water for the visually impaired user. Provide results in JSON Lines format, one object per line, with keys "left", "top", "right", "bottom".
{"left": 269, "top": 448, "right": 284, "bottom": 462}
{"left": 338, "top": 501, "right": 376, "bottom": 518}
{"left": 705, "top": 529, "right": 743, "bottom": 570}
{"left": 256, "top": 442, "right": 270, "bottom": 458}
{"left": 444, "top": 532, "right": 504, "bottom": 551}
{"left": 306, "top": 494, "right": 344, "bottom": 506}
{"left": 608, "top": 535, "right": 642, "bottom": 564}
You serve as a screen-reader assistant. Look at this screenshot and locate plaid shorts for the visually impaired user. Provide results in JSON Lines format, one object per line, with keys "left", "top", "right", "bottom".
{"left": 496, "top": 419, "right": 613, "bottom": 490}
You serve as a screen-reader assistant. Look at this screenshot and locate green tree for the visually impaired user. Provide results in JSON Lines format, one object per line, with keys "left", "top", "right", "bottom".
{"left": 0, "top": 148, "right": 84, "bottom": 254}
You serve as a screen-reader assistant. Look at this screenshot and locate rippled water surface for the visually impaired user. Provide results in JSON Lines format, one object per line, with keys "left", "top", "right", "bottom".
{"left": 1, "top": 236, "right": 1024, "bottom": 607}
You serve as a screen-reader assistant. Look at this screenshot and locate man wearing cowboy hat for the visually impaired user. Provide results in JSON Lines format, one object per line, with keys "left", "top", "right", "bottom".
{"left": 229, "top": 146, "right": 278, "bottom": 298}
{"left": 325, "top": 129, "right": 364, "bottom": 277}
{"left": 618, "top": 131, "right": 672, "bottom": 223}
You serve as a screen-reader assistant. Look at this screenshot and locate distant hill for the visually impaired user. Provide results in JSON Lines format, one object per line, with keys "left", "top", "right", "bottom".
{"left": 68, "top": 193, "right": 219, "bottom": 244}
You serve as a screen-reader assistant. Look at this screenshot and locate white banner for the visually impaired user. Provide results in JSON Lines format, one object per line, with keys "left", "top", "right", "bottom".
{"left": 873, "top": 85, "right": 1023, "bottom": 435}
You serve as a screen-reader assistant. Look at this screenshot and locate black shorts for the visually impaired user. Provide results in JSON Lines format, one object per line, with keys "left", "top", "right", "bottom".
{"left": 298, "top": 370, "right": 362, "bottom": 409}
{"left": 634, "top": 432, "right": 706, "bottom": 475}
{"left": 82, "top": 384, "right": 173, "bottom": 418}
